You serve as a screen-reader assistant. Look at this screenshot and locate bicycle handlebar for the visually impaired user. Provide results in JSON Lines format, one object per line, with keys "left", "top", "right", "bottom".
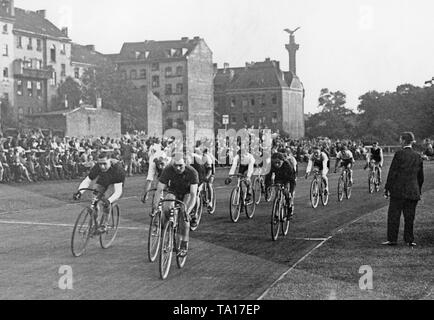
{"left": 78, "top": 188, "right": 104, "bottom": 196}
{"left": 229, "top": 174, "right": 249, "bottom": 179}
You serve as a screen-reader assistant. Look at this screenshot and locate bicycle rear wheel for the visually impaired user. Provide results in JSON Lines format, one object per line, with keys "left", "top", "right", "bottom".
{"left": 337, "top": 177, "right": 344, "bottom": 202}
{"left": 271, "top": 192, "right": 281, "bottom": 241}
{"left": 321, "top": 178, "right": 329, "bottom": 206}
{"left": 207, "top": 184, "right": 217, "bottom": 215}
{"left": 345, "top": 175, "right": 352, "bottom": 199}
{"left": 159, "top": 221, "right": 174, "bottom": 280}
{"left": 245, "top": 186, "right": 256, "bottom": 219}
{"left": 265, "top": 185, "right": 274, "bottom": 202}
{"left": 310, "top": 179, "right": 320, "bottom": 208}
{"left": 148, "top": 210, "right": 162, "bottom": 263}
{"left": 368, "top": 171, "right": 374, "bottom": 194}
{"left": 375, "top": 168, "right": 381, "bottom": 192}
{"left": 175, "top": 228, "right": 187, "bottom": 269}
{"left": 100, "top": 204, "right": 120, "bottom": 249}
{"left": 229, "top": 187, "right": 241, "bottom": 223}
{"left": 71, "top": 207, "right": 93, "bottom": 257}
{"left": 190, "top": 192, "right": 203, "bottom": 232}
{"left": 281, "top": 197, "right": 291, "bottom": 237}
{"left": 253, "top": 177, "right": 262, "bottom": 205}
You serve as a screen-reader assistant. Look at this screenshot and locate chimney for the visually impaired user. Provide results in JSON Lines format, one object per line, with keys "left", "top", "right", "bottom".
{"left": 223, "top": 62, "right": 229, "bottom": 73}
{"left": 181, "top": 37, "right": 189, "bottom": 41}
{"left": 61, "top": 27, "right": 68, "bottom": 37}
{"left": 85, "top": 44, "right": 95, "bottom": 51}
{"left": 193, "top": 36, "right": 200, "bottom": 40}
{"left": 36, "top": 10, "right": 46, "bottom": 19}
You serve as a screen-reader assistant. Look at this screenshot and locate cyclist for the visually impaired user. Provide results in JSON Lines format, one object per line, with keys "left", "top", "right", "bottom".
{"left": 73, "top": 152, "right": 126, "bottom": 232}
{"left": 226, "top": 146, "right": 256, "bottom": 203}
{"left": 153, "top": 156, "right": 199, "bottom": 258}
{"left": 334, "top": 145, "right": 355, "bottom": 186}
{"left": 142, "top": 149, "right": 171, "bottom": 203}
{"left": 202, "top": 148, "right": 216, "bottom": 210}
{"left": 265, "top": 152, "right": 296, "bottom": 217}
{"left": 365, "top": 141, "right": 384, "bottom": 184}
{"left": 305, "top": 146, "right": 330, "bottom": 195}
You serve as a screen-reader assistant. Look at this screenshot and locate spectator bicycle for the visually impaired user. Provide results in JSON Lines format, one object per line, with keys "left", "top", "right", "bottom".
{"left": 368, "top": 160, "right": 381, "bottom": 194}
{"left": 71, "top": 188, "right": 120, "bottom": 257}
{"left": 270, "top": 184, "right": 292, "bottom": 241}
{"left": 337, "top": 167, "right": 352, "bottom": 202}
{"left": 228, "top": 174, "right": 256, "bottom": 223}
{"left": 308, "top": 169, "right": 329, "bottom": 208}
{"left": 158, "top": 198, "right": 188, "bottom": 280}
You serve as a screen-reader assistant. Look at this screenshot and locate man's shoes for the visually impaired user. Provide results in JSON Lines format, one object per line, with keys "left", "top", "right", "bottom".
{"left": 245, "top": 194, "right": 253, "bottom": 205}
{"left": 177, "top": 241, "right": 188, "bottom": 258}
{"left": 407, "top": 242, "right": 417, "bottom": 247}
{"left": 190, "top": 216, "right": 198, "bottom": 229}
{"left": 381, "top": 241, "right": 397, "bottom": 246}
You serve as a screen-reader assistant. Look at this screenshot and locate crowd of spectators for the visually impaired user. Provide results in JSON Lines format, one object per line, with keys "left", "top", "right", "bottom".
{"left": 1, "top": 127, "right": 432, "bottom": 184}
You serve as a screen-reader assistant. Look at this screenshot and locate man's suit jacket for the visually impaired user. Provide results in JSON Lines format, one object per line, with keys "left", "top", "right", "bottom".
{"left": 385, "top": 147, "right": 424, "bottom": 201}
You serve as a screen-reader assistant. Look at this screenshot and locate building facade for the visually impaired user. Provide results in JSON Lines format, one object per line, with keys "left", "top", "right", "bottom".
{"left": 0, "top": 0, "right": 73, "bottom": 126}
{"left": 110, "top": 37, "right": 214, "bottom": 134}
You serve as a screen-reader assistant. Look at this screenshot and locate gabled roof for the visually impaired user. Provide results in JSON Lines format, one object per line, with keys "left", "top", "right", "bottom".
{"left": 13, "top": 8, "right": 69, "bottom": 40}
{"left": 115, "top": 37, "right": 202, "bottom": 62}
{"left": 215, "top": 60, "right": 292, "bottom": 92}
{"left": 71, "top": 43, "right": 109, "bottom": 66}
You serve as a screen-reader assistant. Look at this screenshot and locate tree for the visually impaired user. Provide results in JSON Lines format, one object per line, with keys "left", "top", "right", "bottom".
{"left": 81, "top": 62, "right": 148, "bottom": 132}
{"left": 56, "top": 77, "right": 83, "bottom": 110}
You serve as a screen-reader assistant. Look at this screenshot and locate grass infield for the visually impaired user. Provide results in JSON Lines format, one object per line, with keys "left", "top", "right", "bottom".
{"left": 263, "top": 190, "right": 434, "bottom": 300}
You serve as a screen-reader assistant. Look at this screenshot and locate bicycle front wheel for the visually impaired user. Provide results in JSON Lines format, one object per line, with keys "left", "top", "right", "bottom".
{"left": 175, "top": 228, "right": 187, "bottom": 269}
{"left": 100, "top": 204, "right": 120, "bottom": 249}
{"left": 368, "top": 172, "right": 374, "bottom": 194}
{"left": 253, "top": 177, "right": 262, "bottom": 205}
{"left": 345, "top": 176, "right": 352, "bottom": 199}
{"left": 71, "top": 207, "right": 93, "bottom": 257}
{"left": 271, "top": 193, "right": 281, "bottom": 241}
{"left": 229, "top": 187, "right": 241, "bottom": 223}
{"left": 208, "top": 184, "right": 217, "bottom": 215}
{"left": 245, "top": 186, "right": 256, "bottom": 219}
{"left": 338, "top": 177, "right": 344, "bottom": 202}
{"left": 148, "top": 210, "right": 162, "bottom": 263}
{"left": 321, "top": 179, "right": 329, "bottom": 206}
{"left": 159, "top": 221, "right": 174, "bottom": 280}
{"left": 190, "top": 193, "right": 203, "bottom": 232}
{"left": 310, "top": 179, "right": 320, "bottom": 208}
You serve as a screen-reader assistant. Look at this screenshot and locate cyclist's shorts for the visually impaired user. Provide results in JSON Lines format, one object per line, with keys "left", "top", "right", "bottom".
{"left": 340, "top": 159, "right": 353, "bottom": 168}
{"left": 239, "top": 165, "right": 249, "bottom": 176}
{"left": 313, "top": 161, "right": 324, "bottom": 171}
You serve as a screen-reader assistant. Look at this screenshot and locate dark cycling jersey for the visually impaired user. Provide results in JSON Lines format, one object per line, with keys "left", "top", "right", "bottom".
{"left": 88, "top": 161, "right": 126, "bottom": 190}
{"left": 191, "top": 161, "right": 206, "bottom": 185}
{"left": 370, "top": 148, "right": 382, "bottom": 162}
{"left": 159, "top": 165, "right": 199, "bottom": 198}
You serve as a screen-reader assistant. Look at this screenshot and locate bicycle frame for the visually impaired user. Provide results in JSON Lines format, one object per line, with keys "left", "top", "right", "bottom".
{"left": 230, "top": 174, "right": 250, "bottom": 205}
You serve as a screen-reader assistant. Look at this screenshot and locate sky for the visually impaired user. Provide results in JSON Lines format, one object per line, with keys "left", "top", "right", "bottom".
{"left": 15, "top": 0, "right": 434, "bottom": 114}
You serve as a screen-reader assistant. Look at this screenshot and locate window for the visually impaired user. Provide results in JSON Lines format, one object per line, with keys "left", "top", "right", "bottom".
{"left": 152, "top": 75, "right": 159, "bottom": 88}
{"left": 36, "top": 39, "right": 42, "bottom": 51}
{"left": 166, "top": 100, "right": 172, "bottom": 111}
{"left": 165, "top": 84, "right": 172, "bottom": 95}
{"left": 251, "top": 98, "right": 255, "bottom": 106}
{"left": 61, "top": 64, "right": 66, "bottom": 77}
{"left": 2, "top": 24, "right": 7, "bottom": 34}
{"left": 36, "top": 60, "right": 42, "bottom": 69}
{"left": 242, "top": 98, "right": 248, "bottom": 108}
{"left": 50, "top": 44, "right": 56, "bottom": 62}
{"left": 27, "top": 108, "right": 32, "bottom": 114}
{"left": 36, "top": 81, "right": 42, "bottom": 98}
{"left": 243, "top": 114, "right": 248, "bottom": 123}
{"left": 165, "top": 67, "right": 172, "bottom": 77}
{"left": 177, "top": 118, "right": 184, "bottom": 128}
{"left": 23, "top": 59, "right": 32, "bottom": 69}
{"left": 60, "top": 43, "right": 66, "bottom": 55}
{"left": 27, "top": 37, "right": 33, "bottom": 50}
{"left": 176, "top": 66, "right": 183, "bottom": 76}
{"left": 166, "top": 118, "right": 173, "bottom": 128}
{"left": 250, "top": 113, "right": 255, "bottom": 124}
{"left": 74, "top": 67, "right": 80, "bottom": 79}
{"left": 176, "top": 101, "right": 183, "bottom": 111}
{"left": 130, "top": 69, "right": 137, "bottom": 79}
{"left": 272, "top": 94, "right": 277, "bottom": 104}
{"left": 27, "top": 81, "right": 33, "bottom": 96}
{"left": 140, "top": 69, "right": 146, "bottom": 79}
{"left": 18, "top": 107, "right": 23, "bottom": 120}
{"left": 3, "top": 67, "right": 8, "bottom": 78}
{"left": 231, "top": 115, "right": 237, "bottom": 125}
{"left": 176, "top": 83, "right": 183, "bottom": 94}
{"left": 120, "top": 70, "right": 127, "bottom": 80}
{"left": 2, "top": 44, "right": 8, "bottom": 56}
{"left": 272, "top": 112, "right": 278, "bottom": 124}
{"left": 151, "top": 63, "right": 159, "bottom": 71}
{"left": 17, "top": 36, "right": 22, "bottom": 48}
{"left": 17, "top": 80, "right": 23, "bottom": 95}
{"left": 51, "top": 71, "right": 57, "bottom": 86}
{"left": 230, "top": 98, "right": 236, "bottom": 108}
{"left": 153, "top": 92, "right": 160, "bottom": 99}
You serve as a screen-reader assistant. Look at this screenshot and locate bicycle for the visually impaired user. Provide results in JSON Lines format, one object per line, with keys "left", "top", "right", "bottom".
{"left": 144, "top": 188, "right": 164, "bottom": 263}
{"left": 71, "top": 188, "right": 120, "bottom": 257}
{"left": 337, "top": 167, "right": 352, "bottom": 202}
{"left": 308, "top": 169, "right": 329, "bottom": 208}
{"left": 253, "top": 174, "right": 274, "bottom": 205}
{"left": 201, "top": 177, "right": 217, "bottom": 215}
{"left": 158, "top": 198, "right": 188, "bottom": 280}
{"left": 270, "top": 184, "right": 292, "bottom": 241}
{"left": 368, "top": 161, "right": 381, "bottom": 194}
{"left": 228, "top": 174, "right": 256, "bottom": 223}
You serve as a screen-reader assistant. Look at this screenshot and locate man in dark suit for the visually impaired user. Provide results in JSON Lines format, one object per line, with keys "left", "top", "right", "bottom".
{"left": 383, "top": 132, "right": 424, "bottom": 247}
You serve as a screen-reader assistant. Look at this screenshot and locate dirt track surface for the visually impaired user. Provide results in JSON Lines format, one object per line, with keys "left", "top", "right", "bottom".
{"left": 1, "top": 158, "right": 433, "bottom": 300}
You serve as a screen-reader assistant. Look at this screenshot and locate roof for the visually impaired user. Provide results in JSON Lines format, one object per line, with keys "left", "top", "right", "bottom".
{"left": 115, "top": 37, "right": 202, "bottom": 62}
{"left": 27, "top": 106, "right": 120, "bottom": 117}
{"left": 71, "top": 43, "right": 109, "bottom": 66}
{"left": 215, "top": 60, "right": 292, "bottom": 92}
{"left": 13, "top": 8, "right": 69, "bottom": 40}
